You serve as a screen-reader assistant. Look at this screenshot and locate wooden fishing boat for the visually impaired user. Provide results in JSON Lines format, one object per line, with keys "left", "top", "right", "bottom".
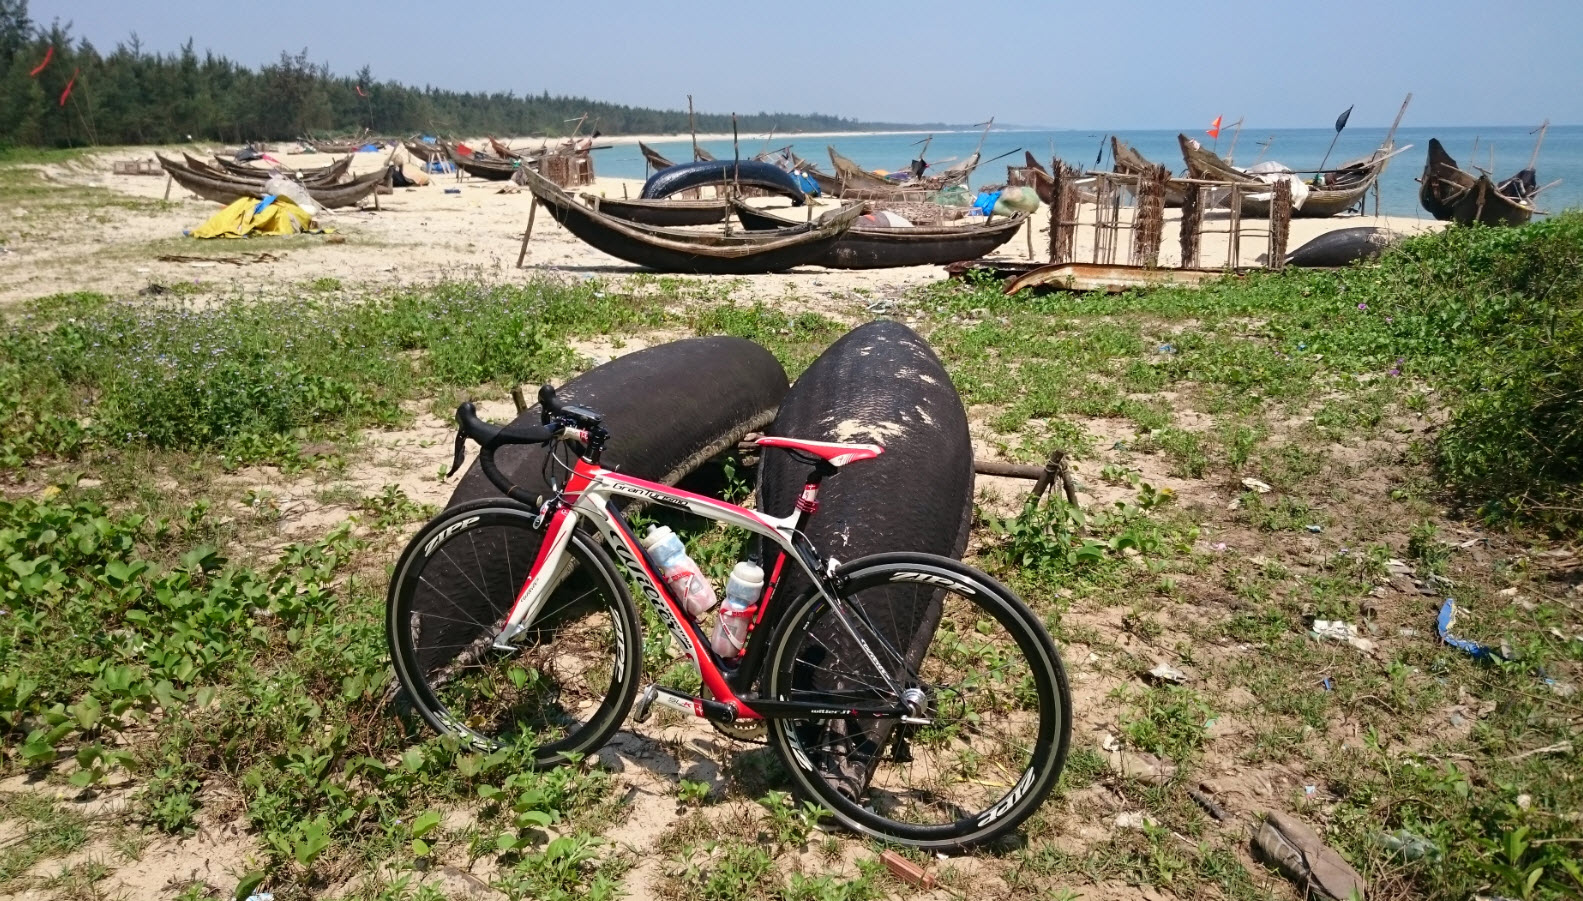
{"left": 829, "top": 146, "right": 901, "bottom": 191}
{"left": 1008, "top": 152, "right": 1056, "bottom": 204}
{"left": 694, "top": 146, "right": 717, "bottom": 162}
{"left": 403, "top": 139, "right": 445, "bottom": 164}
{"left": 203, "top": 154, "right": 353, "bottom": 185}
{"left": 1177, "top": 134, "right": 1391, "bottom": 218}
{"left": 1111, "top": 137, "right": 1188, "bottom": 207}
{"left": 827, "top": 146, "right": 965, "bottom": 200}
{"left": 787, "top": 150, "right": 842, "bottom": 196}
{"left": 578, "top": 194, "right": 729, "bottom": 227}
{"left": 489, "top": 137, "right": 530, "bottom": 160}
{"left": 302, "top": 138, "right": 365, "bottom": 154}
{"left": 1418, "top": 138, "right": 1475, "bottom": 220}
{"left": 1418, "top": 138, "right": 1536, "bottom": 226}
{"left": 156, "top": 155, "right": 391, "bottom": 209}
{"left": 447, "top": 145, "right": 522, "bottom": 181}
{"left": 517, "top": 167, "right": 861, "bottom": 274}
{"left": 639, "top": 142, "right": 675, "bottom": 172}
{"left": 730, "top": 199, "right": 1028, "bottom": 270}
{"left": 937, "top": 152, "right": 980, "bottom": 186}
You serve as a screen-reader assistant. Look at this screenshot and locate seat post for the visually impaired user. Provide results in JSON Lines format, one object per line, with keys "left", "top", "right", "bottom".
{"left": 792, "top": 461, "right": 837, "bottom": 526}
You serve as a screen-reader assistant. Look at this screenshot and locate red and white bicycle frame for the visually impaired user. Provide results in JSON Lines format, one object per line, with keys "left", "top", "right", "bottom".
{"left": 487, "top": 439, "right": 906, "bottom": 725}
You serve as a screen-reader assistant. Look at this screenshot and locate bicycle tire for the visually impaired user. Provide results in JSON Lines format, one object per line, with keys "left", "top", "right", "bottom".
{"left": 387, "top": 499, "right": 641, "bottom": 767}
{"left": 763, "top": 552, "right": 1070, "bottom": 849}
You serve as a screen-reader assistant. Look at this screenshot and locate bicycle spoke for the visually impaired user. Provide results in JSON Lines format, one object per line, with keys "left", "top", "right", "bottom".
{"left": 769, "top": 563, "right": 1066, "bottom": 846}
{"left": 394, "top": 513, "right": 636, "bottom": 762}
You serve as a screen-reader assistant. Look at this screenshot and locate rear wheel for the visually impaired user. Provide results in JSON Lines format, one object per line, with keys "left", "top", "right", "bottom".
{"left": 764, "top": 553, "right": 1070, "bottom": 849}
{"left": 387, "top": 499, "right": 641, "bottom": 767}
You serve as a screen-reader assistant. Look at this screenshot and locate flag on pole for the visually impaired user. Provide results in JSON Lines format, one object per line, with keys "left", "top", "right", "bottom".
{"left": 1207, "top": 115, "right": 1223, "bottom": 139}
{"left": 1333, "top": 105, "right": 1353, "bottom": 133}
{"left": 355, "top": 85, "right": 367, "bottom": 98}
{"left": 29, "top": 46, "right": 53, "bottom": 77}
{"left": 58, "top": 68, "right": 78, "bottom": 107}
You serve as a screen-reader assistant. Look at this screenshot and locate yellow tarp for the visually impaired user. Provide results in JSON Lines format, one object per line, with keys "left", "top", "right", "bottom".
{"left": 189, "top": 196, "right": 323, "bottom": 239}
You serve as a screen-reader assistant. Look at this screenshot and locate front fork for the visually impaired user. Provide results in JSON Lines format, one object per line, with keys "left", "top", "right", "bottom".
{"left": 492, "top": 506, "right": 580, "bottom": 650}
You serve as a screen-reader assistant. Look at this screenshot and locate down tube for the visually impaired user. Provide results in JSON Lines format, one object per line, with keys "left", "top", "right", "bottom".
{"left": 600, "top": 502, "right": 747, "bottom": 712}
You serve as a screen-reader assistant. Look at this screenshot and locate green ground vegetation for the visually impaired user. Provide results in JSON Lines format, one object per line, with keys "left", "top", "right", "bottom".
{"left": 0, "top": 212, "right": 1579, "bottom": 900}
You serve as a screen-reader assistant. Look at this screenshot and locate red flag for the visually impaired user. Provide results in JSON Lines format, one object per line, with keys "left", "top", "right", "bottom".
{"left": 355, "top": 85, "right": 367, "bottom": 97}
{"left": 58, "top": 68, "right": 78, "bottom": 107}
{"left": 29, "top": 45, "right": 54, "bottom": 77}
{"left": 1207, "top": 115, "right": 1223, "bottom": 139}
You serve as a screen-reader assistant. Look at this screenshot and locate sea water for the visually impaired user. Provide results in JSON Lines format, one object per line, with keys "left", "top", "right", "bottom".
{"left": 591, "top": 125, "right": 1582, "bottom": 219}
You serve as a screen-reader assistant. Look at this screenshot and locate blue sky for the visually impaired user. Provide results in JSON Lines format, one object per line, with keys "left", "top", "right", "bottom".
{"left": 30, "top": 0, "right": 1581, "bottom": 128}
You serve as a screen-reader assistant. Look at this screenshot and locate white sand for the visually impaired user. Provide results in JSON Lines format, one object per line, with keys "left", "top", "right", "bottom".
{"left": 0, "top": 142, "right": 1443, "bottom": 310}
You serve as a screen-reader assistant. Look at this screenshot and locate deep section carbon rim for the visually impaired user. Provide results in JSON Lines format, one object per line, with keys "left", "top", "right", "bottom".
{"left": 388, "top": 503, "right": 639, "bottom": 764}
{"left": 766, "top": 555, "right": 1069, "bottom": 847}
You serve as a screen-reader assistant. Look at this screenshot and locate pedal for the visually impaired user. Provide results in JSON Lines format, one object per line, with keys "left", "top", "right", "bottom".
{"left": 631, "top": 684, "right": 660, "bottom": 724}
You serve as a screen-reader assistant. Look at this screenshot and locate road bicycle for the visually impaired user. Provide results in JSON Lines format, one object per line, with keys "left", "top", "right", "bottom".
{"left": 386, "top": 385, "right": 1071, "bottom": 849}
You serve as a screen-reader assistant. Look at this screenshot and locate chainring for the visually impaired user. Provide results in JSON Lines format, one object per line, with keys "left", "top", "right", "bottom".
{"left": 704, "top": 686, "right": 766, "bottom": 742}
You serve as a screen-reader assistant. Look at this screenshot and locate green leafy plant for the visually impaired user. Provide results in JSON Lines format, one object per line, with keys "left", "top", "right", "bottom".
{"left": 757, "top": 790, "right": 828, "bottom": 847}
{"left": 408, "top": 810, "right": 442, "bottom": 858}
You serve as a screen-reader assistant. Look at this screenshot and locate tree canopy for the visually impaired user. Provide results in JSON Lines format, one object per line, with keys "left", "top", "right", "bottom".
{"left": 0, "top": 3, "right": 941, "bottom": 147}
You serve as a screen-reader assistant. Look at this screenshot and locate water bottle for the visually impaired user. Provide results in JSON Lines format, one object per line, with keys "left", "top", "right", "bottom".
{"left": 711, "top": 560, "right": 765, "bottom": 658}
{"left": 640, "top": 525, "right": 717, "bottom": 616}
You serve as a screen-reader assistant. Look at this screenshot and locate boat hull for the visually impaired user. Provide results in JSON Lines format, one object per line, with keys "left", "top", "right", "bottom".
{"left": 520, "top": 167, "right": 859, "bottom": 275}
{"left": 733, "top": 202, "right": 1028, "bottom": 270}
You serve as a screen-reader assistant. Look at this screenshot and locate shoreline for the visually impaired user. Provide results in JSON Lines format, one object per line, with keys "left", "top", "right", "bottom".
{"left": 564, "top": 129, "right": 957, "bottom": 147}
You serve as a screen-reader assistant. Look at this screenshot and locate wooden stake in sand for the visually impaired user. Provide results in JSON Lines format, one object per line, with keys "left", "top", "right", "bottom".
{"left": 163, "top": 174, "right": 173, "bottom": 202}
{"left": 1268, "top": 180, "right": 1292, "bottom": 269}
{"left": 516, "top": 198, "right": 538, "bottom": 268}
{"left": 1180, "top": 185, "right": 1202, "bottom": 268}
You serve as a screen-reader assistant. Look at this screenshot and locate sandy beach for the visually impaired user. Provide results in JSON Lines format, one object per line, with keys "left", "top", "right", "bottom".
{"left": 0, "top": 141, "right": 1441, "bottom": 309}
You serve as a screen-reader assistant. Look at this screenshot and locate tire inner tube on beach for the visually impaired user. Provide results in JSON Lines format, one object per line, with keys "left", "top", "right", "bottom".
{"left": 754, "top": 320, "right": 974, "bottom": 796}
{"left": 1285, "top": 226, "right": 1401, "bottom": 268}
{"left": 641, "top": 160, "right": 807, "bottom": 205}
{"left": 410, "top": 336, "right": 789, "bottom": 672}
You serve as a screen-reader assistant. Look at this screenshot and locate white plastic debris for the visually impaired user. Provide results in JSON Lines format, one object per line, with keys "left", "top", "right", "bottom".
{"left": 1114, "top": 811, "right": 1156, "bottom": 830}
{"left": 1241, "top": 477, "right": 1273, "bottom": 494}
{"left": 1312, "top": 620, "right": 1376, "bottom": 653}
{"left": 1147, "top": 662, "right": 1189, "bottom": 685}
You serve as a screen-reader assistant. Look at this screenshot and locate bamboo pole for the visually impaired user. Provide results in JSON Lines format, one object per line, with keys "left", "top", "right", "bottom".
{"left": 1253, "top": 136, "right": 1274, "bottom": 164}
{"left": 1527, "top": 120, "right": 1549, "bottom": 170}
{"left": 515, "top": 198, "right": 538, "bottom": 268}
{"left": 1317, "top": 129, "right": 1343, "bottom": 174}
{"left": 1384, "top": 93, "right": 1413, "bottom": 148}
{"left": 727, "top": 114, "right": 739, "bottom": 237}
{"left": 688, "top": 95, "right": 698, "bottom": 161}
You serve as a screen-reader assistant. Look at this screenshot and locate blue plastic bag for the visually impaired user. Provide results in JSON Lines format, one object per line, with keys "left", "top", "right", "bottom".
{"left": 972, "top": 190, "right": 1003, "bottom": 217}
{"left": 789, "top": 171, "right": 819, "bottom": 196}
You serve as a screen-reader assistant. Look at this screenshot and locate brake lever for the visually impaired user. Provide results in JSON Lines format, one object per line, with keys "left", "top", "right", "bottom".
{"left": 446, "top": 429, "right": 467, "bottom": 478}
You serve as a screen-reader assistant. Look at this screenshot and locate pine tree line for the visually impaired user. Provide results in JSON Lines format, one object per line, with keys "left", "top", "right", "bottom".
{"left": 0, "top": 2, "right": 939, "bottom": 148}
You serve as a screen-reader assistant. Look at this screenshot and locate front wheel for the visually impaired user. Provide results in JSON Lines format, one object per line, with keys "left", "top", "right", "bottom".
{"left": 387, "top": 499, "right": 642, "bottom": 767}
{"left": 763, "top": 553, "right": 1071, "bottom": 850}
